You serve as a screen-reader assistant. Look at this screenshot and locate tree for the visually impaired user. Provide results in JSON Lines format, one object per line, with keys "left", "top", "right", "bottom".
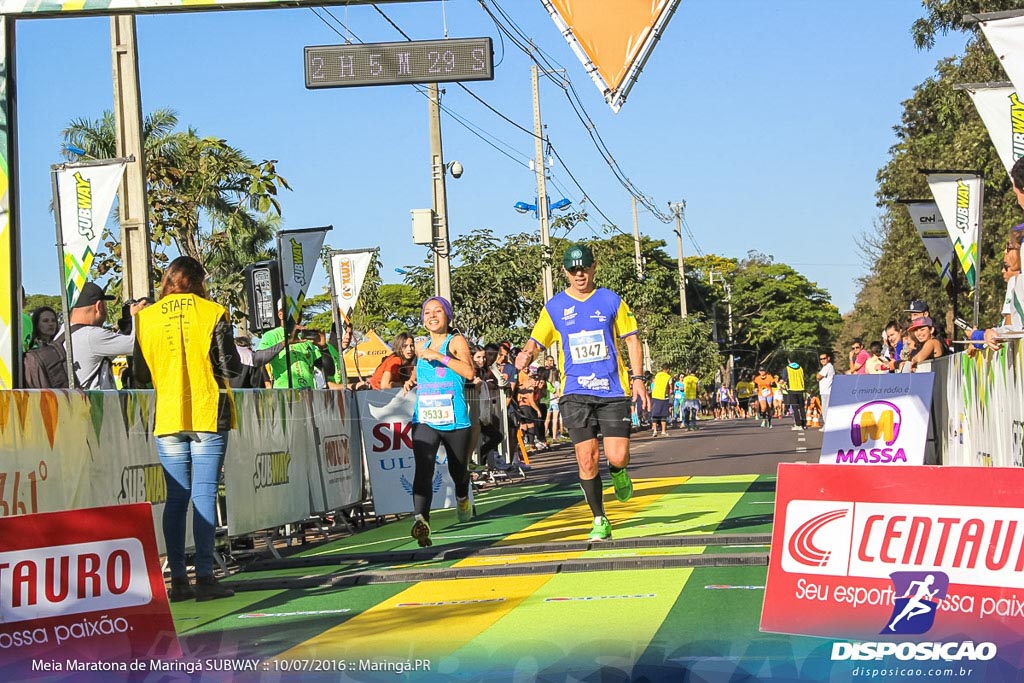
{"left": 648, "top": 315, "right": 721, "bottom": 385}
{"left": 728, "top": 252, "right": 842, "bottom": 373}
{"left": 61, "top": 108, "right": 290, "bottom": 320}
{"left": 846, "top": 12, "right": 1021, "bottom": 346}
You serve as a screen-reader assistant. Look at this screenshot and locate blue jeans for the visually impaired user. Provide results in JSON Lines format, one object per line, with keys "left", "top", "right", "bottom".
{"left": 156, "top": 431, "right": 228, "bottom": 578}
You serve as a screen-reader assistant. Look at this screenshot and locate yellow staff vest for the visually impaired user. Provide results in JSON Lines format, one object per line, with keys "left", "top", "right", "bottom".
{"left": 136, "top": 294, "right": 234, "bottom": 436}
{"left": 787, "top": 365, "right": 805, "bottom": 392}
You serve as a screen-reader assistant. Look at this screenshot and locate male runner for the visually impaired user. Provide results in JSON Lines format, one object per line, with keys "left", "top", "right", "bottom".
{"left": 516, "top": 243, "right": 650, "bottom": 541}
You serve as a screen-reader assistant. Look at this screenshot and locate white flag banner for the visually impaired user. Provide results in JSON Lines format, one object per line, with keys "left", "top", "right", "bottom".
{"left": 925, "top": 173, "right": 982, "bottom": 289}
{"left": 54, "top": 161, "right": 126, "bottom": 306}
{"left": 980, "top": 16, "right": 1024, "bottom": 100}
{"left": 963, "top": 83, "right": 1024, "bottom": 175}
{"left": 277, "top": 226, "right": 331, "bottom": 326}
{"left": 904, "top": 201, "right": 955, "bottom": 291}
{"left": 330, "top": 249, "right": 375, "bottom": 323}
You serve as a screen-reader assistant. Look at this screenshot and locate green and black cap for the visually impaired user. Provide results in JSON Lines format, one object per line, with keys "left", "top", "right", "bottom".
{"left": 562, "top": 243, "right": 595, "bottom": 269}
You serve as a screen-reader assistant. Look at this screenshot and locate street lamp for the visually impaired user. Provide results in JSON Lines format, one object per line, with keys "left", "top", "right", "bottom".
{"left": 512, "top": 196, "right": 571, "bottom": 219}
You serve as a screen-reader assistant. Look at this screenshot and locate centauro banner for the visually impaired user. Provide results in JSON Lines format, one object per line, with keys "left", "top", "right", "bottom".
{"left": 54, "top": 161, "right": 126, "bottom": 308}
{"left": 963, "top": 83, "right": 1024, "bottom": 176}
{"left": 276, "top": 226, "right": 330, "bottom": 327}
{"left": 980, "top": 15, "right": 1024, "bottom": 100}
{"left": 330, "top": 249, "right": 375, "bottom": 323}
{"left": 904, "top": 201, "right": 955, "bottom": 292}
{"left": 540, "top": 0, "right": 681, "bottom": 112}
{"left": 925, "top": 173, "right": 982, "bottom": 288}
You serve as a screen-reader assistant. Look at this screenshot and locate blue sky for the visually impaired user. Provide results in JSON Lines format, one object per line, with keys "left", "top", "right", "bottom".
{"left": 13, "top": 0, "right": 970, "bottom": 314}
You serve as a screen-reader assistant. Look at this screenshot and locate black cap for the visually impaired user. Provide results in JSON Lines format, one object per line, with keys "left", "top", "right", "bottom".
{"left": 563, "top": 243, "right": 595, "bottom": 269}
{"left": 906, "top": 299, "right": 928, "bottom": 313}
{"left": 73, "top": 282, "right": 115, "bottom": 309}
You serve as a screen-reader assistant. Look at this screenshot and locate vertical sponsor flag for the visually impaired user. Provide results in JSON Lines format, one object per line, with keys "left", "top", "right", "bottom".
{"left": 979, "top": 15, "right": 1024, "bottom": 98}
{"left": 962, "top": 83, "right": 1024, "bottom": 175}
{"left": 276, "top": 226, "right": 331, "bottom": 326}
{"left": 330, "top": 249, "right": 375, "bottom": 323}
{"left": 540, "top": 0, "right": 681, "bottom": 112}
{"left": 54, "top": 161, "right": 126, "bottom": 307}
{"left": 903, "top": 202, "right": 955, "bottom": 292}
{"left": 925, "top": 173, "right": 982, "bottom": 288}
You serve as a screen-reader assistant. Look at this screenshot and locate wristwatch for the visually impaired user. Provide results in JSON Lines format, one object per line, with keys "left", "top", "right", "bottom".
{"left": 630, "top": 375, "right": 645, "bottom": 381}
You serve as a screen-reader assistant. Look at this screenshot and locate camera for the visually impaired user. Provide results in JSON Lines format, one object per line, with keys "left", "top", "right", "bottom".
{"left": 299, "top": 329, "right": 321, "bottom": 341}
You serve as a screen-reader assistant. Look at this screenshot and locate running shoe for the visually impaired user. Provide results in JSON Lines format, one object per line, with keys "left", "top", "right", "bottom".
{"left": 411, "top": 517, "right": 432, "bottom": 547}
{"left": 610, "top": 468, "right": 633, "bottom": 502}
{"left": 588, "top": 516, "right": 612, "bottom": 542}
{"left": 456, "top": 497, "right": 473, "bottom": 523}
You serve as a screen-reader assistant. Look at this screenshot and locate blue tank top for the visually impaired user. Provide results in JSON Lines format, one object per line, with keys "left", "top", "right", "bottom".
{"left": 412, "top": 334, "right": 471, "bottom": 430}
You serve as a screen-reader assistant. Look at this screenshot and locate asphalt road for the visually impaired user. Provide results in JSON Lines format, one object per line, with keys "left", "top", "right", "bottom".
{"left": 524, "top": 415, "right": 824, "bottom": 481}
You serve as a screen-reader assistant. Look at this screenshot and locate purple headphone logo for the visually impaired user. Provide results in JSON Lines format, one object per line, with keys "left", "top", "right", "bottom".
{"left": 850, "top": 400, "right": 902, "bottom": 447}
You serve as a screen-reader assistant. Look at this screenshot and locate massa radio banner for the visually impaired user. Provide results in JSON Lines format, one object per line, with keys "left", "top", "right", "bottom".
{"left": 819, "top": 374, "right": 934, "bottom": 466}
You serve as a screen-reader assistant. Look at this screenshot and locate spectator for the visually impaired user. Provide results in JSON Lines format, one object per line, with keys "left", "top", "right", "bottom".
{"left": 908, "top": 316, "right": 944, "bottom": 369}
{"left": 882, "top": 321, "right": 902, "bottom": 372}
{"left": 256, "top": 303, "right": 322, "bottom": 389}
{"left": 369, "top": 332, "right": 416, "bottom": 390}
{"left": 471, "top": 345, "right": 505, "bottom": 467}
{"left": 974, "top": 232, "right": 1023, "bottom": 350}
{"left": 865, "top": 341, "right": 888, "bottom": 374}
{"left": 232, "top": 336, "right": 284, "bottom": 389}
{"left": 29, "top": 306, "right": 59, "bottom": 349}
{"left": 816, "top": 352, "right": 835, "bottom": 421}
{"left": 847, "top": 339, "right": 869, "bottom": 374}
{"left": 67, "top": 282, "right": 147, "bottom": 389}
{"left": 133, "top": 256, "right": 241, "bottom": 602}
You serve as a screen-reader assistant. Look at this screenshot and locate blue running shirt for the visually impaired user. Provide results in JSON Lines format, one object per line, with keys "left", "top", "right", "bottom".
{"left": 412, "top": 334, "right": 471, "bottom": 430}
{"left": 529, "top": 288, "right": 638, "bottom": 398}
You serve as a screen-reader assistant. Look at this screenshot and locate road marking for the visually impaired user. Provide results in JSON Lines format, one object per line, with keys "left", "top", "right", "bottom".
{"left": 795, "top": 447, "right": 807, "bottom": 453}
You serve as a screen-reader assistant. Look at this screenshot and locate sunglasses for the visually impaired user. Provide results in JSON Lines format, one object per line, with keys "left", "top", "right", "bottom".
{"left": 819, "top": 357, "right": 828, "bottom": 361}
{"left": 566, "top": 266, "right": 587, "bottom": 275}
{"left": 1002, "top": 264, "right": 1011, "bottom": 272}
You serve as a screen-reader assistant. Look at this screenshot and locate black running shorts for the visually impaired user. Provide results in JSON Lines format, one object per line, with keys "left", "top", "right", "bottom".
{"left": 559, "top": 394, "right": 632, "bottom": 443}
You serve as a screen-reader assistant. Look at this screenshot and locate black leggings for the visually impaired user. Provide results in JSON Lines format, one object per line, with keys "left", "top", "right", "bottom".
{"left": 412, "top": 423, "right": 473, "bottom": 519}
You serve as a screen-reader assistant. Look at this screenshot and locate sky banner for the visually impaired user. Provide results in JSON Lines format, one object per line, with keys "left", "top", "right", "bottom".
{"left": 963, "top": 83, "right": 1024, "bottom": 175}
{"left": 54, "top": 160, "right": 126, "bottom": 307}
{"left": 276, "top": 226, "right": 330, "bottom": 326}
{"left": 540, "top": 0, "right": 680, "bottom": 112}
{"left": 980, "top": 14, "right": 1024, "bottom": 98}
{"left": 330, "top": 249, "right": 375, "bottom": 323}
{"left": 925, "top": 173, "right": 982, "bottom": 288}
{"left": 903, "top": 201, "right": 955, "bottom": 292}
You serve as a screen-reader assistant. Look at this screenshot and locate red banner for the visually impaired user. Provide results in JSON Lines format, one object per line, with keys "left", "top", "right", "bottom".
{"left": 0, "top": 503, "right": 179, "bottom": 674}
{"left": 762, "top": 464, "right": 1024, "bottom": 671}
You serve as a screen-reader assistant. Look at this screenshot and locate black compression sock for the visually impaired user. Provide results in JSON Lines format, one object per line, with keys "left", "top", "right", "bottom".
{"left": 579, "top": 476, "right": 605, "bottom": 518}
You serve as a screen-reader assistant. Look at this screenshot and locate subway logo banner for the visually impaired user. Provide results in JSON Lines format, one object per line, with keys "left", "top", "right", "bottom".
{"left": 0, "top": 503, "right": 179, "bottom": 676}
{"left": 903, "top": 202, "right": 955, "bottom": 293}
{"left": 762, "top": 464, "right": 1024, "bottom": 679}
{"left": 276, "top": 226, "right": 330, "bottom": 327}
{"left": 53, "top": 160, "right": 126, "bottom": 309}
{"left": 819, "top": 374, "right": 934, "bottom": 466}
{"left": 963, "top": 83, "right": 1024, "bottom": 177}
{"left": 925, "top": 173, "right": 982, "bottom": 289}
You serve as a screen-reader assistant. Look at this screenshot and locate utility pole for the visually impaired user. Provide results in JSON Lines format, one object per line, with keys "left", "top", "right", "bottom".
{"left": 632, "top": 197, "right": 644, "bottom": 280}
{"left": 724, "top": 281, "right": 735, "bottom": 388}
{"left": 427, "top": 83, "right": 451, "bottom": 301}
{"left": 531, "top": 65, "right": 553, "bottom": 305}
{"left": 111, "top": 16, "right": 151, "bottom": 301}
{"left": 668, "top": 201, "right": 687, "bottom": 318}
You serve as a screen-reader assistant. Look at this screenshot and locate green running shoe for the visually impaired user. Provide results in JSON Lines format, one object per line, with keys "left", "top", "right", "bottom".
{"left": 411, "top": 517, "right": 432, "bottom": 547}
{"left": 456, "top": 497, "right": 473, "bottom": 523}
{"left": 588, "top": 516, "right": 612, "bottom": 542}
{"left": 610, "top": 468, "right": 633, "bottom": 502}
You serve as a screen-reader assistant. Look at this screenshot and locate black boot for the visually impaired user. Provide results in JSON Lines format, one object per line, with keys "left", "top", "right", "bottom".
{"left": 195, "top": 575, "right": 235, "bottom": 602}
{"left": 167, "top": 577, "right": 196, "bottom": 602}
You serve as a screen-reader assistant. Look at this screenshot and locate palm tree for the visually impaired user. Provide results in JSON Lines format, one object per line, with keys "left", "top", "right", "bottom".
{"left": 60, "top": 108, "right": 290, "bottom": 317}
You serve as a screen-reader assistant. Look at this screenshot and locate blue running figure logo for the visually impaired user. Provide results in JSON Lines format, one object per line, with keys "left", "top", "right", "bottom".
{"left": 883, "top": 571, "right": 949, "bottom": 635}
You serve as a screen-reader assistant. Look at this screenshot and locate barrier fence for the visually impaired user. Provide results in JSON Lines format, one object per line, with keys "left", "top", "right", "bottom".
{"left": 0, "top": 383, "right": 511, "bottom": 552}
{"left": 2, "top": 341, "right": 1018, "bottom": 550}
